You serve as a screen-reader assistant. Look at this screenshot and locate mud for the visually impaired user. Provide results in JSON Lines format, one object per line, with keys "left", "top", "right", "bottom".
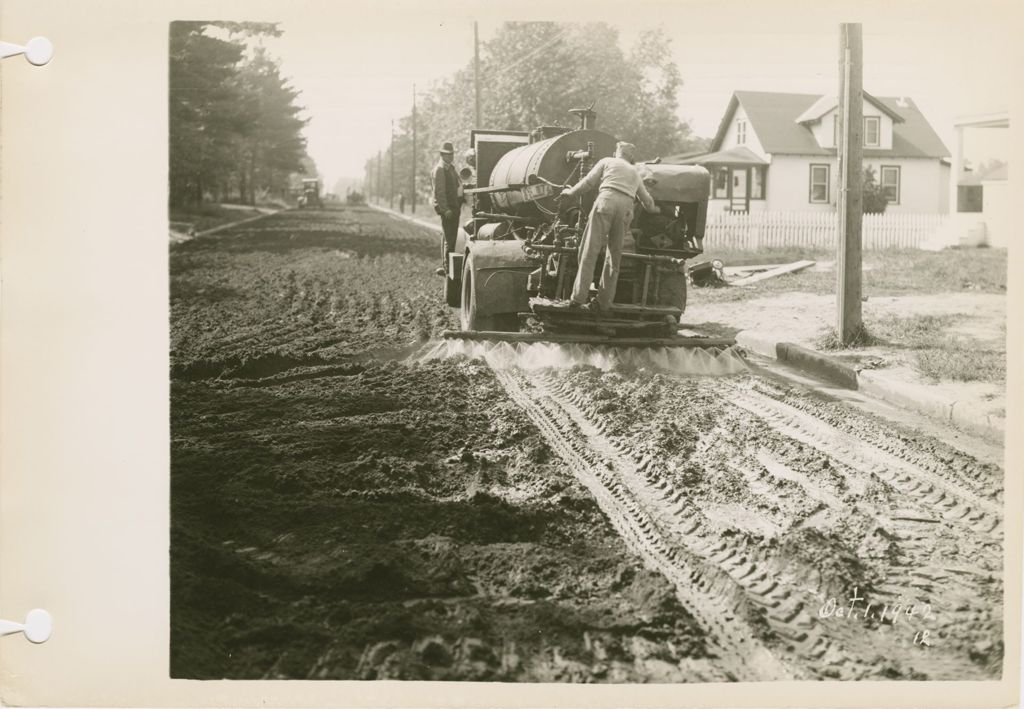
{"left": 171, "top": 205, "right": 1003, "bottom": 681}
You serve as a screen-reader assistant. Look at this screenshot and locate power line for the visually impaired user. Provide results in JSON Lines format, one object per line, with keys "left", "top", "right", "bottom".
{"left": 484, "top": 26, "right": 572, "bottom": 83}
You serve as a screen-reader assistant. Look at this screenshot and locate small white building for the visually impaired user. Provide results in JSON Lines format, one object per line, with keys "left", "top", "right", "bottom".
{"left": 942, "top": 112, "right": 1010, "bottom": 248}
{"left": 980, "top": 163, "right": 1008, "bottom": 247}
{"left": 668, "top": 91, "right": 951, "bottom": 214}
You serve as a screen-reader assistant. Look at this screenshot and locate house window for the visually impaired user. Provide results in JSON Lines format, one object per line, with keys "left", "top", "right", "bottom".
{"left": 864, "top": 116, "right": 880, "bottom": 147}
{"left": 880, "top": 165, "right": 900, "bottom": 204}
{"left": 751, "top": 166, "right": 765, "bottom": 199}
{"left": 737, "top": 120, "right": 747, "bottom": 145}
{"left": 809, "top": 164, "right": 830, "bottom": 203}
{"left": 713, "top": 166, "right": 729, "bottom": 199}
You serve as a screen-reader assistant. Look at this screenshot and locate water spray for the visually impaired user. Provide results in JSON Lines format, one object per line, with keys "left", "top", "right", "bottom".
{"left": 413, "top": 338, "right": 748, "bottom": 376}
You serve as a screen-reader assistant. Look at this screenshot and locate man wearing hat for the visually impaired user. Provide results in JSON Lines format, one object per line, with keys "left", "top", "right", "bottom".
{"left": 558, "top": 141, "right": 658, "bottom": 311}
{"left": 432, "top": 141, "right": 462, "bottom": 277}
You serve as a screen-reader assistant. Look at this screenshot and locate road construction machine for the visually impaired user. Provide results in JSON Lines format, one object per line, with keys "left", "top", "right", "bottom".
{"left": 441, "top": 108, "right": 725, "bottom": 349}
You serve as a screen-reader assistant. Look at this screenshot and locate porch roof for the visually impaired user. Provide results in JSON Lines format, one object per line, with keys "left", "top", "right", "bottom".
{"left": 667, "top": 145, "right": 768, "bottom": 166}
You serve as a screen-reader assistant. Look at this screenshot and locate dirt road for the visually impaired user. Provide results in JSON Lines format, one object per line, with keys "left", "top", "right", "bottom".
{"left": 170, "top": 205, "right": 1004, "bottom": 681}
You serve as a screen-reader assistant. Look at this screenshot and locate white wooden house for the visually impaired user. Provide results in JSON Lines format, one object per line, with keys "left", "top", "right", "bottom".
{"left": 668, "top": 91, "right": 951, "bottom": 214}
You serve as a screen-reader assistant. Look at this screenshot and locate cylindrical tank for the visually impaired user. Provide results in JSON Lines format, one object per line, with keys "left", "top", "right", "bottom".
{"left": 489, "top": 128, "right": 617, "bottom": 220}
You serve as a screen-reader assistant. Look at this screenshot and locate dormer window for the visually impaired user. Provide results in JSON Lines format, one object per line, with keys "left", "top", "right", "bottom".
{"left": 737, "top": 120, "right": 746, "bottom": 145}
{"left": 864, "top": 116, "right": 880, "bottom": 147}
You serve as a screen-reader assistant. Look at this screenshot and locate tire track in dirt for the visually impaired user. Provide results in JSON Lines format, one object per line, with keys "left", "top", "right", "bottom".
{"left": 721, "top": 382, "right": 1003, "bottom": 677}
{"left": 493, "top": 368, "right": 798, "bottom": 681}
{"left": 725, "top": 386, "right": 1003, "bottom": 542}
{"left": 499, "top": 365, "right": 1000, "bottom": 679}
{"left": 530, "top": 371, "right": 882, "bottom": 679}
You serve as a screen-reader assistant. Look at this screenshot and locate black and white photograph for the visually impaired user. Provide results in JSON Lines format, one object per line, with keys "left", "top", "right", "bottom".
{"left": 166, "top": 10, "right": 1012, "bottom": 685}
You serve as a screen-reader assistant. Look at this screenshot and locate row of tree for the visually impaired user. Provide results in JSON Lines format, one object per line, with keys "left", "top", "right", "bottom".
{"left": 169, "top": 21, "right": 315, "bottom": 208}
{"left": 363, "top": 23, "right": 708, "bottom": 207}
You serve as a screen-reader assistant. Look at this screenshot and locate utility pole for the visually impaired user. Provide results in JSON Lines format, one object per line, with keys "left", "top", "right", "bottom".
{"left": 390, "top": 119, "right": 395, "bottom": 209}
{"left": 836, "top": 22, "right": 864, "bottom": 344}
{"left": 474, "top": 21, "right": 481, "bottom": 126}
{"left": 411, "top": 82, "right": 418, "bottom": 214}
{"left": 376, "top": 150, "right": 382, "bottom": 205}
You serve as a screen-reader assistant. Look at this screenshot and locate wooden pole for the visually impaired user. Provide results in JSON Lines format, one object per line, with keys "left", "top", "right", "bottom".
{"left": 836, "top": 22, "right": 863, "bottom": 343}
{"left": 474, "top": 21, "right": 482, "bottom": 126}
{"left": 411, "top": 83, "right": 417, "bottom": 214}
{"left": 376, "top": 149, "right": 382, "bottom": 204}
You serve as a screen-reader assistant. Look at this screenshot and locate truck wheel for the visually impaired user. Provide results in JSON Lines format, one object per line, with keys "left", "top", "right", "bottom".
{"left": 461, "top": 254, "right": 496, "bottom": 332}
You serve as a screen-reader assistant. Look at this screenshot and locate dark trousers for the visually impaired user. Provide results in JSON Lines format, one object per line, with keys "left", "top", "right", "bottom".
{"left": 440, "top": 210, "right": 459, "bottom": 271}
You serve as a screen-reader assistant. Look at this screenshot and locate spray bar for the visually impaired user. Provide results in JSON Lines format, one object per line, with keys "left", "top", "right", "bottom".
{"left": 441, "top": 329, "right": 735, "bottom": 348}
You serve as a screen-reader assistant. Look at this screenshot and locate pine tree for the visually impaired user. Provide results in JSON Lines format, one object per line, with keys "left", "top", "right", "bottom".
{"left": 169, "top": 21, "right": 313, "bottom": 208}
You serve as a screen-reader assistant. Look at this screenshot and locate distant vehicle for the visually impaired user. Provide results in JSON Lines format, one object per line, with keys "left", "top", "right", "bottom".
{"left": 297, "top": 178, "right": 323, "bottom": 209}
{"left": 346, "top": 191, "right": 367, "bottom": 206}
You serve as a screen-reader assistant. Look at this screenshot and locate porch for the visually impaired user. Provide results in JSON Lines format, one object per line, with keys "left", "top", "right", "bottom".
{"left": 668, "top": 146, "right": 767, "bottom": 213}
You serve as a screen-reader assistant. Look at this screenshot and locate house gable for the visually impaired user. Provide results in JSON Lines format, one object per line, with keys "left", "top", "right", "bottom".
{"left": 713, "top": 91, "right": 949, "bottom": 159}
{"left": 810, "top": 101, "right": 895, "bottom": 151}
{"left": 716, "top": 102, "right": 769, "bottom": 159}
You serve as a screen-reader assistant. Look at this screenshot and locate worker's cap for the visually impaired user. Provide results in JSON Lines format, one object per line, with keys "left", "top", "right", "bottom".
{"left": 615, "top": 142, "right": 638, "bottom": 163}
{"left": 439, "top": 141, "right": 455, "bottom": 155}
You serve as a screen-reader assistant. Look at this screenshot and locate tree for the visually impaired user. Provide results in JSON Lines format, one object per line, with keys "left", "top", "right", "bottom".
{"left": 371, "top": 22, "right": 703, "bottom": 205}
{"left": 232, "top": 47, "right": 310, "bottom": 204}
{"left": 169, "top": 22, "right": 246, "bottom": 207}
{"left": 169, "top": 21, "right": 312, "bottom": 208}
{"left": 862, "top": 166, "right": 888, "bottom": 213}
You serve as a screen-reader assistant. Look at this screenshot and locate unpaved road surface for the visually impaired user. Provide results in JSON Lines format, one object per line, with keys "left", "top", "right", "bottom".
{"left": 171, "top": 205, "right": 1004, "bottom": 681}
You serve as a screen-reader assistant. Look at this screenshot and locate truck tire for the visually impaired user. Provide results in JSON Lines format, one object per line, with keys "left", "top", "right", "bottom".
{"left": 461, "top": 253, "right": 497, "bottom": 332}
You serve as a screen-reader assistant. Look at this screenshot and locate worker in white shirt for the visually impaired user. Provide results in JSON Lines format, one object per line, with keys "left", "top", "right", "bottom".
{"left": 558, "top": 142, "right": 658, "bottom": 311}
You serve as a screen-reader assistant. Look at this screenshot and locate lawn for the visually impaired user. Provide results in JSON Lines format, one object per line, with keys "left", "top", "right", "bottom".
{"left": 695, "top": 247, "right": 1007, "bottom": 303}
{"left": 690, "top": 247, "right": 1007, "bottom": 386}
{"left": 170, "top": 202, "right": 281, "bottom": 234}
{"left": 816, "top": 312, "right": 1006, "bottom": 384}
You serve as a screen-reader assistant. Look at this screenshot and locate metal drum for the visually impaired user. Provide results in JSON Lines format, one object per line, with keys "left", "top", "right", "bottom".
{"left": 488, "top": 129, "right": 617, "bottom": 220}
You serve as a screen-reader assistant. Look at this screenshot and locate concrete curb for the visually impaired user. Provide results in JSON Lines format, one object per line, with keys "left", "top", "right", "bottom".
{"left": 736, "top": 331, "right": 859, "bottom": 389}
{"left": 858, "top": 369, "right": 1005, "bottom": 440}
{"left": 736, "top": 329, "right": 1004, "bottom": 442}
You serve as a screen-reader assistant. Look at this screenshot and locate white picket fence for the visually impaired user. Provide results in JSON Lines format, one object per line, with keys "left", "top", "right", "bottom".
{"left": 704, "top": 211, "right": 950, "bottom": 250}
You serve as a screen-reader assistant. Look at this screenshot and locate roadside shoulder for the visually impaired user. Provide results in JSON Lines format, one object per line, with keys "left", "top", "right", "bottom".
{"left": 369, "top": 203, "right": 442, "bottom": 233}
{"left": 736, "top": 328, "right": 1005, "bottom": 442}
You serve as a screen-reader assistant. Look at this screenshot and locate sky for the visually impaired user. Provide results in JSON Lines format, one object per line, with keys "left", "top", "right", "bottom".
{"left": 264, "top": 3, "right": 1015, "bottom": 188}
